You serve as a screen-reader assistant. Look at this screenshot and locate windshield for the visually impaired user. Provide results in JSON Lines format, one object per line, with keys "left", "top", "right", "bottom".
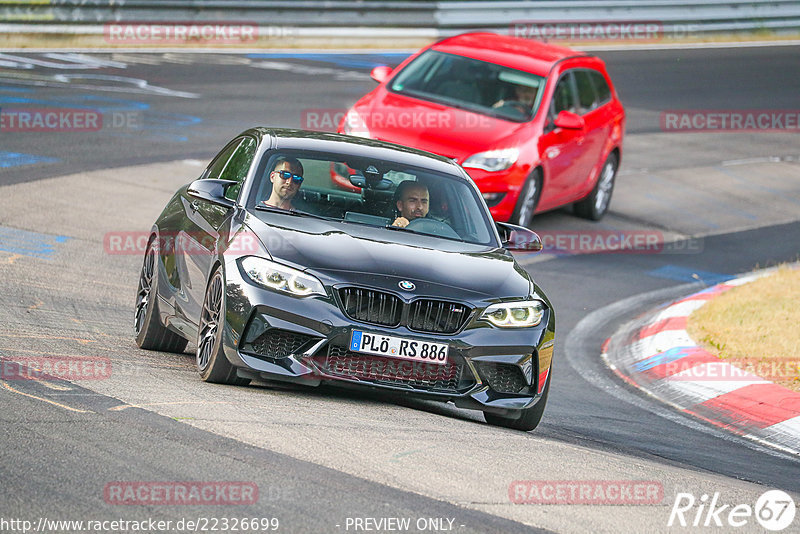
{"left": 389, "top": 50, "right": 545, "bottom": 122}
{"left": 247, "top": 150, "right": 496, "bottom": 246}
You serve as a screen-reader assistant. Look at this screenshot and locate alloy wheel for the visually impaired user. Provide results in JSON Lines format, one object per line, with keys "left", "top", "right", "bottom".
{"left": 517, "top": 177, "right": 538, "bottom": 228}
{"left": 134, "top": 246, "right": 155, "bottom": 335}
{"left": 197, "top": 273, "right": 223, "bottom": 371}
{"left": 594, "top": 158, "right": 616, "bottom": 214}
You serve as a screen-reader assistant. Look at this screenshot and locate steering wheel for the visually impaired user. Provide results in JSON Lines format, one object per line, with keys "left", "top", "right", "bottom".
{"left": 405, "top": 217, "right": 461, "bottom": 240}
{"left": 498, "top": 100, "right": 531, "bottom": 117}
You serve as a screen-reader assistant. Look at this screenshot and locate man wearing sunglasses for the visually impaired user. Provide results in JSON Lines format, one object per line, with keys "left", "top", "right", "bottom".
{"left": 263, "top": 156, "right": 304, "bottom": 210}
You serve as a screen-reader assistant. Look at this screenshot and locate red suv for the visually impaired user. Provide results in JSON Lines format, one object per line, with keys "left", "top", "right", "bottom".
{"left": 338, "top": 32, "right": 625, "bottom": 226}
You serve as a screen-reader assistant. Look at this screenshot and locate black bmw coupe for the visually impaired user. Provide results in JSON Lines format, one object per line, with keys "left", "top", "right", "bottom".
{"left": 135, "top": 128, "right": 555, "bottom": 430}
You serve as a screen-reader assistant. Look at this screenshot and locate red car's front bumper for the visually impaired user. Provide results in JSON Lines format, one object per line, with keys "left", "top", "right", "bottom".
{"left": 463, "top": 165, "right": 529, "bottom": 223}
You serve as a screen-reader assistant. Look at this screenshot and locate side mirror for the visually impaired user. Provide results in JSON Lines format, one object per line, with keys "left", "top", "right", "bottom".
{"left": 496, "top": 222, "right": 543, "bottom": 252}
{"left": 187, "top": 179, "right": 237, "bottom": 208}
{"left": 370, "top": 65, "right": 393, "bottom": 84}
{"left": 553, "top": 110, "right": 585, "bottom": 130}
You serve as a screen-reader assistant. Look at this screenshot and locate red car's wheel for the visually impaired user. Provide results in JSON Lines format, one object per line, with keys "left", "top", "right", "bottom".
{"left": 510, "top": 170, "right": 541, "bottom": 228}
{"left": 575, "top": 152, "right": 617, "bottom": 221}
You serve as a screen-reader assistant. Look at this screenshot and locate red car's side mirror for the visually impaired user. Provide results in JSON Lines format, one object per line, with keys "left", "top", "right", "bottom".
{"left": 553, "top": 110, "right": 585, "bottom": 130}
{"left": 370, "top": 65, "right": 393, "bottom": 84}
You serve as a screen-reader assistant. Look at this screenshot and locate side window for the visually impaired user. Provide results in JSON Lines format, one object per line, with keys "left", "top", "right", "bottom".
{"left": 574, "top": 70, "right": 599, "bottom": 113}
{"left": 551, "top": 72, "right": 577, "bottom": 116}
{"left": 589, "top": 71, "right": 612, "bottom": 105}
{"left": 220, "top": 137, "right": 257, "bottom": 200}
{"left": 203, "top": 140, "right": 241, "bottom": 181}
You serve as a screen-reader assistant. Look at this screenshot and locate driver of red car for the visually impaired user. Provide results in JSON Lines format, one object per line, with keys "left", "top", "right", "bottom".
{"left": 392, "top": 181, "right": 429, "bottom": 228}
{"left": 493, "top": 83, "right": 538, "bottom": 112}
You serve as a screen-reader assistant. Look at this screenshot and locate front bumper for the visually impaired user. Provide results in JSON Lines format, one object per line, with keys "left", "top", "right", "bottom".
{"left": 222, "top": 260, "right": 555, "bottom": 416}
{"left": 463, "top": 165, "right": 529, "bottom": 223}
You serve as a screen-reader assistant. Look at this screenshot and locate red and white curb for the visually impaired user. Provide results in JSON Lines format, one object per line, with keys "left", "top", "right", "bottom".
{"left": 602, "top": 270, "right": 800, "bottom": 456}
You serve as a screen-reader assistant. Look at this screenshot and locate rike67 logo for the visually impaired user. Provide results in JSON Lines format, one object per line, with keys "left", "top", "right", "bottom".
{"left": 668, "top": 490, "right": 796, "bottom": 531}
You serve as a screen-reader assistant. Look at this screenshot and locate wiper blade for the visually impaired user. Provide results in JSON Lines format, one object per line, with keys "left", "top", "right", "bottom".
{"left": 383, "top": 224, "right": 465, "bottom": 242}
{"left": 253, "top": 205, "right": 334, "bottom": 221}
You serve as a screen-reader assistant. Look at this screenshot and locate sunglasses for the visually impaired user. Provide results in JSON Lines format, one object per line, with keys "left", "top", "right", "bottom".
{"left": 272, "top": 169, "right": 303, "bottom": 184}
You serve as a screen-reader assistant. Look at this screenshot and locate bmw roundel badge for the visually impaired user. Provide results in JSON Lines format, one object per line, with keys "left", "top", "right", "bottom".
{"left": 398, "top": 280, "right": 415, "bottom": 291}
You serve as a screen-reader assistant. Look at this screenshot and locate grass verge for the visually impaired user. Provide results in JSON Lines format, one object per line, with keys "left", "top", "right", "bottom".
{"left": 687, "top": 266, "right": 800, "bottom": 391}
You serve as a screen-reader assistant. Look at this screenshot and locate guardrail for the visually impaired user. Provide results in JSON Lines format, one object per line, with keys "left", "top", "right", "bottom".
{"left": 0, "top": 1, "right": 437, "bottom": 27}
{"left": 438, "top": 1, "right": 800, "bottom": 35}
{"left": 1, "top": 0, "right": 799, "bottom": 43}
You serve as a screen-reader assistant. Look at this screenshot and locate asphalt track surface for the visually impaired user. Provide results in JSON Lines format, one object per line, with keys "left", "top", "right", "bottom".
{"left": 1, "top": 46, "right": 799, "bottom": 533}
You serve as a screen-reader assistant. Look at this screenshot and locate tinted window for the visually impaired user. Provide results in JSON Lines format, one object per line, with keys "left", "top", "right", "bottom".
{"left": 589, "top": 71, "right": 611, "bottom": 104}
{"left": 204, "top": 140, "right": 241, "bottom": 181}
{"left": 551, "top": 72, "right": 577, "bottom": 115}
{"left": 574, "top": 70, "right": 598, "bottom": 113}
{"left": 248, "top": 150, "right": 496, "bottom": 246}
{"left": 220, "top": 137, "right": 257, "bottom": 200}
{"left": 389, "top": 50, "right": 545, "bottom": 122}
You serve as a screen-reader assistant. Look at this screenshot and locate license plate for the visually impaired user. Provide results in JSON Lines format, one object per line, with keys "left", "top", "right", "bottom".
{"left": 350, "top": 330, "right": 448, "bottom": 365}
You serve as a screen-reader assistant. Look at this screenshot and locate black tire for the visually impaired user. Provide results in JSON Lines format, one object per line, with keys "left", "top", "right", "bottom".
{"left": 196, "top": 267, "right": 250, "bottom": 386}
{"left": 574, "top": 152, "right": 618, "bottom": 221}
{"left": 510, "top": 171, "right": 541, "bottom": 229}
{"left": 484, "top": 368, "right": 551, "bottom": 431}
{"left": 134, "top": 239, "right": 189, "bottom": 353}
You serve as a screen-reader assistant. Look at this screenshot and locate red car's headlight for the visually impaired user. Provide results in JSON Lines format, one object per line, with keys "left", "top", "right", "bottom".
{"left": 463, "top": 148, "right": 519, "bottom": 172}
{"left": 342, "top": 109, "right": 371, "bottom": 138}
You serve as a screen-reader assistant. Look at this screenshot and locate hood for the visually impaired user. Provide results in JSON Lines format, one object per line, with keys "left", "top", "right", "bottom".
{"left": 245, "top": 213, "right": 532, "bottom": 301}
{"left": 353, "top": 90, "right": 528, "bottom": 163}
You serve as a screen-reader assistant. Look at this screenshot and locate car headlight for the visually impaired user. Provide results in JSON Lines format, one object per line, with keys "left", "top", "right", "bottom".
{"left": 240, "top": 257, "right": 325, "bottom": 297}
{"left": 342, "top": 109, "right": 371, "bottom": 138}
{"left": 463, "top": 148, "right": 519, "bottom": 172}
{"left": 480, "top": 300, "right": 545, "bottom": 328}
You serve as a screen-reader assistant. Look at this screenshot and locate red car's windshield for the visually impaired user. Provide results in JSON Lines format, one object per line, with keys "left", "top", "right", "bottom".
{"left": 388, "top": 50, "right": 546, "bottom": 122}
